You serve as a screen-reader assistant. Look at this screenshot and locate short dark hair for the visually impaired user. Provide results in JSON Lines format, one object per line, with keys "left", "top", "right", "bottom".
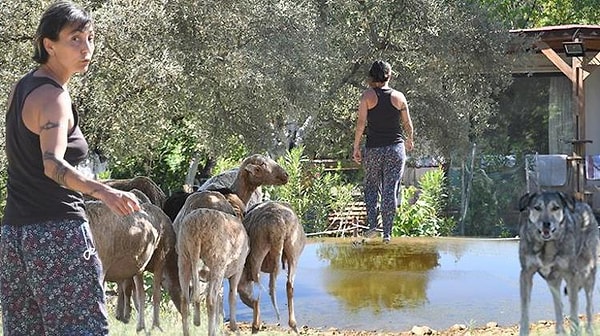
{"left": 33, "top": 1, "right": 93, "bottom": 64}
{"left": 368, "top": 60, "right": 392, "bottom": 83}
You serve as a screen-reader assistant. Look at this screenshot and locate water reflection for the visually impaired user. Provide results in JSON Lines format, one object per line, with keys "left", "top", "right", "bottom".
{"left": 317, "top": 241, "right": 440, "bottom": 311}
{"left": 232, "top": 237, "right": 563, "bottom": 332}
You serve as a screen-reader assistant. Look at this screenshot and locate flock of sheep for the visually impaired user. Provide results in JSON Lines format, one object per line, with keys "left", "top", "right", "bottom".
{"left": 85, "top": 154, "right": 307, "bottom": 336}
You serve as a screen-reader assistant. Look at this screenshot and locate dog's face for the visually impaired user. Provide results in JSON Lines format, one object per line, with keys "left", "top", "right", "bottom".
{"left": 519, "top": 191, "right": 574, "bottom": 241}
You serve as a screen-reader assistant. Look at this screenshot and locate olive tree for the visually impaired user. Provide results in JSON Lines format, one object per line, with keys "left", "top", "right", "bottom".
{"left": 304, "top": 0, "right": 513, "bottom": 162}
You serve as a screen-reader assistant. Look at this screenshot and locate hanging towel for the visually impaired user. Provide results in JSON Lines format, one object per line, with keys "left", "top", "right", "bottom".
{"left": 528, "top": 154, "right": 568, "bottom": 187}
{"left": 586, "top": 155, "right": 600, "bottom": 180}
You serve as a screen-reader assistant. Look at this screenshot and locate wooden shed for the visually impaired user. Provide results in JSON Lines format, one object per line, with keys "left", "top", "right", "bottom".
{"left": 510, "top": 25, "right": 600, "bottom": 204}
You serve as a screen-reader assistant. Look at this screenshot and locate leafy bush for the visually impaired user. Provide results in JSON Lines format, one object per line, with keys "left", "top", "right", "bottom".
{"left": 393, "top": 167, "right": 455, "bottom": 236}
{"left": 267, "top": 146, "right": 356, "bottom": 233}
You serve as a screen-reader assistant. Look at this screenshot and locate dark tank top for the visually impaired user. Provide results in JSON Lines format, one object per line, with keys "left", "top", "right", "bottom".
{"left": 3, "top": 70, "right": 89, "bottom": 226}
{"left": 365, "top": 87, "right": 403, "bottom": 148}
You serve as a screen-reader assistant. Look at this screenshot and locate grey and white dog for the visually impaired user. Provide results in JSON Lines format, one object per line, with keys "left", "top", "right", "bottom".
{"left": 518, "top": 191, "right": 599, "bottom": 336}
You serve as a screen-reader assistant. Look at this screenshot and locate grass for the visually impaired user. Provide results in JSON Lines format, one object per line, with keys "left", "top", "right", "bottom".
{"left": 0, "top": 300, "right": 294, "bottom": 336}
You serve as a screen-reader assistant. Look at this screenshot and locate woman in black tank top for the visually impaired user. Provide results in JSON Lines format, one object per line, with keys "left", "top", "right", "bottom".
{"left": 0, "top": 2, "right": 141, "bottom": 335}
{"left": 352, "top": 60, "right": 414, "bottom": 243}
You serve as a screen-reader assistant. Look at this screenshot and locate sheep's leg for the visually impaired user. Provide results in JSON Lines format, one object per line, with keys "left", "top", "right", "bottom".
{"left": 228, "top": 272, "right": 242, "bottom": 332}
{"left": 286, "top": 258, "right": 299, "bottom": 334}
{"left": 237, "top": 278, "right": 255, "bottom": 309}
{"left": 192, "top": 282, "right": 207, "bottom": 327}
{"left": 151, "top": 261, "right": 165, "bottom": 331}
{"left": 206, "top": 276, "right": 223, "bottom": 336}
{"left": 193, "top": 300, "right": 202, "bottom": 326}
{"left": 178, "top": 254, "right": 193, "bottom": 336}
{"left": 116, "top": 279, "right": 133, "bottom": 323}
{"left": 268, "top": 246, "right": 283, "bottom": 321}
{"left": 269, "top": 272, "right": 280, "bottom": 321}
{"left": 251, "top": 296, "right": 261, "bottom": 334}
{"left": 132, "top": 273, "right": 146, "bottom": 333}
{"left": 248, "top": 248, "right": 270, "bottom": 334}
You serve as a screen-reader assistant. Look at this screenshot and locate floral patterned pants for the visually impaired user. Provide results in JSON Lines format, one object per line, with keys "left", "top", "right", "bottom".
{"left": 0, "top": 219, "right": 109, "bottom": 336}
{"left": 363, "top": 143, "right": 406, "bottom": 239}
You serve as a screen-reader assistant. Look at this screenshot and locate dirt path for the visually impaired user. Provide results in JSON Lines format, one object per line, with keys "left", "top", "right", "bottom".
{"left": 237, "top": 314, "right": 600, "bottom": 335}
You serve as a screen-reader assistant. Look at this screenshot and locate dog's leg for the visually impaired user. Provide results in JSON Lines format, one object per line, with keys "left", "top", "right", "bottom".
{"left": 565, "top": 279, "right": 582, "bottom": 336}
{"left": 547, "top": 278, "right": 566, "bottom": 335}
{"left": 584, "top": 272, "right": 596, "bottom": 335}
{"left": 520, "top": 268, "right": 536, "bottom": 336}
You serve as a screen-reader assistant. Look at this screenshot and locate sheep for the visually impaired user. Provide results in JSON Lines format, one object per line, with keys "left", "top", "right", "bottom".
{"left": 169, "top": 189, "right": 245, "bottom": 326}
{"left": 102, "top": 178, "right": 181, "bottom": 328}
{"left": 171, "top": 154, "right": 289, "bottom": 333}
{"left": 114, "top": 216, "right": 181, "bottom": 331}
{"left": 238, "top": 201, "right": 307, "bottom": 334}
{"left": 176, "top": 207, "right": 250, "bottom": 336}
{"left": 102, "top": 175, "right": 167, "bottom": 208}
{"left": 163, "top": 154, "right": 288, "bottom": 221}
{"left": 85, "top": 188, "right": 174, "bottom": 332}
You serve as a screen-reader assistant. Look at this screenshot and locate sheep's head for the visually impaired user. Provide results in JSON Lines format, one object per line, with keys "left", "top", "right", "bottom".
{"left": 241, "top": 154, "right": 289, "bottom": 187}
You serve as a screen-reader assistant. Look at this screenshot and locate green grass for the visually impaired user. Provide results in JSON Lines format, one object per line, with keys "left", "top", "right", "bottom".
{"left": 0, "top": 300, "right": 296, "bottom": 335}
{"left": 105, "top": 303, "right": 288, "bottom": 335}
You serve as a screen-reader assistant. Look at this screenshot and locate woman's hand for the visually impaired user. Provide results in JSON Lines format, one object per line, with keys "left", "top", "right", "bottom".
{"left": 352, "top": 146, "right": 362, "bottom": 164}
{"left": 94, "top": 188, "right": 141, "bottom": 216}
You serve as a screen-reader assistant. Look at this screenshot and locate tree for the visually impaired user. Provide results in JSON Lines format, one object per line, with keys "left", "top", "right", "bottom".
{"left": 0, "top": 0, "right": 514, "bottom": 193}
{"left": 305, "top": 0, "right": 513, "bottom": 162}
{"left": 474, "top": 0, "right": 600, "bottom": 29}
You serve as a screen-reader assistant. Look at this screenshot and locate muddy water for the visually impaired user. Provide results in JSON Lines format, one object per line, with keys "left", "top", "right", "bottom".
{"left": 230, "top": 237, "right": 579, "bottom": 332}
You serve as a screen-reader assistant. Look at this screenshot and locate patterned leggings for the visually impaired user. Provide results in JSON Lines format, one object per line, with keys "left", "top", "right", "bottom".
{"left": 0, "top": 219, "right": 109, "bottom": 336}
{"left": 363, "top": 143, "right": 406, "bottom": 239}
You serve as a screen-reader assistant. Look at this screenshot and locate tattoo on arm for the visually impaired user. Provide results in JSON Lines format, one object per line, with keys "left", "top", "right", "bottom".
{"left": 43, "top": 151, "right": 69, "bottom": 186}
{"left": 40, "top": 121, "right": 60, "bottom": 132}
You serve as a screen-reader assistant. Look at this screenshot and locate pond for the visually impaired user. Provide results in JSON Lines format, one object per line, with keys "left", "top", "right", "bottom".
{"left": 229, "top": 237, "right": 589, "bottom": 332}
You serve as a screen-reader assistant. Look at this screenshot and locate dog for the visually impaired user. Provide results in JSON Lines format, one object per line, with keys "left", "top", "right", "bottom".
{"left": 518, "top": 191, "right": 599, "bottom": 335}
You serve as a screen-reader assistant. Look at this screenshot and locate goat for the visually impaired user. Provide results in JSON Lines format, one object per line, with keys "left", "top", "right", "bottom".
{"left": 238, "top": 201, "right": 306, "bottom": 334}
{"left": 177, "top": 208, "right": 250, "bottom": 336}
{"left": 85, "top": 189, "right": 173, "bottom": 332}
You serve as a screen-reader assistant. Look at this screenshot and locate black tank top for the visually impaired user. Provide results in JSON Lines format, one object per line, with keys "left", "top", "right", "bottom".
{"left": 366, "top": 87, "right": 403, "bottom": 148}
{"left": 3, "top": 70, "right": 89, "bottom": 226}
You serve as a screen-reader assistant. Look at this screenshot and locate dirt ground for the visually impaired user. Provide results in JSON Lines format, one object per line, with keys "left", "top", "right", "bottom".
{"left": 236, "top": 314, "right": 600, "bottom": 335}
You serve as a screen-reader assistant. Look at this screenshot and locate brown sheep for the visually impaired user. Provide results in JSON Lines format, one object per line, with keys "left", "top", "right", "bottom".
{"left": 85, "top": 189, "right": 173, "bottom": 332}
{"left": 171, "top": 189, "right": 246, "bottom": 327}
{"left": 163, "top": 153, "right": 288, "bottom": 221}
{"left": 177, "top": 208, "right": 250, "bottom": 336}
{"left": 102, "top": 178, "right": 180, "bottom": 329}
{"left": 172, "top": 154, "right": 289, "bottom": 333}
{"left": 102, "top": 175, "right": 167, "bottom": 208}
{"left": 238, "top": 201, "right": 307, "bottom": 334}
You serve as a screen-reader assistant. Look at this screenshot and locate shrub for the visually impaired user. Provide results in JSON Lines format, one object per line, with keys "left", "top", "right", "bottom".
{"left": 393, "top": 167, "right": 455, "bottom": 236}
{"left": 267, "top": 146, "right": 356, "bottom": 233}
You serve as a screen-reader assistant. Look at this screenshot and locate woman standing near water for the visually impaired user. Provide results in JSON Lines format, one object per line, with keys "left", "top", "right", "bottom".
{"left": 352, "top": 60, "right": 413, "bottom": 243}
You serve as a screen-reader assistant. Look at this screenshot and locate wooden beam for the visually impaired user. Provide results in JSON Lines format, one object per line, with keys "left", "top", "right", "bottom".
{"left": 536, "top": 41, "right": 575, "bottom": 82}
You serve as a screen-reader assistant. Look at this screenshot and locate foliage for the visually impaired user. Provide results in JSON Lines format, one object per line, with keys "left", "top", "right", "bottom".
{"left": 446, "top": 152, "right": 524, "bottom": 237}
{"left": 0, "top": 0, "right": 518, "bottom": 220}
{"left": 267, "top": 146, "right": 356, "bottom": 233}
{"left": 393, "top": 167, "right": 455, "bottom": 237}
{"left": 473, "top": 0, "right": 600, "bottom": 28}
{"left": 310, "top": 0, "right": 513, "bottom": 161}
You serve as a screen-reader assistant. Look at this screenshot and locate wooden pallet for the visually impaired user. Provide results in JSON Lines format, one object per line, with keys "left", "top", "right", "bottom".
{"left": 325, "top": 201, "right": 368, "bottom": 237}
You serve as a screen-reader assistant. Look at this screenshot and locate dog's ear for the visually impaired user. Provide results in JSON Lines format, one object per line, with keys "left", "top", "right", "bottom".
{"left": 557, "top": 192, "right": 575, "bottom": 212}
{"left": 519, "top": 193, "right": 535, "bottom": 211}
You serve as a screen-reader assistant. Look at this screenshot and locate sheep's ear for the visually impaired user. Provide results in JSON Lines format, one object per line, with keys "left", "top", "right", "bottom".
{"left": 244, "top": 163, "right": 262, "bottom": 176}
